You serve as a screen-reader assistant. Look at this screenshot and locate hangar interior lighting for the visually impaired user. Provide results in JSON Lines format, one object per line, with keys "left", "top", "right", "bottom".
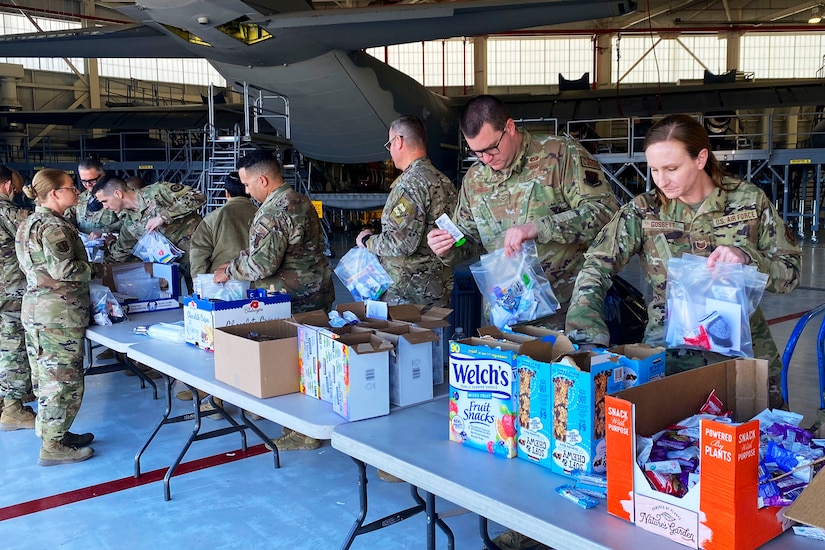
{"left": 809, "top": 5, "right": 823, "bottom": 24}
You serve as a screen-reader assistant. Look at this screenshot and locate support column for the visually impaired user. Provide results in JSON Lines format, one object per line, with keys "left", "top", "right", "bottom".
{"left": 594, "top": 33, "right": 613, "bottom": 89}
{"left": 82, "top": 0, "right": 101, "bottom": 111}
{"left": 724, "top": 31, "right": 741, "bottom": 72}
{"left": 473, "top": 35, "right": 488, "bottom": 95}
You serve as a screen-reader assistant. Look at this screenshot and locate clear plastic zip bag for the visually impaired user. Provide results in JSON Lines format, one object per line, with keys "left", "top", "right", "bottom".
{"left": 334, "top": 247, "right": 393, "bottom": 302}
{"left": 132, "top": 231, "right": 184, "bottom": 264}
{"left": 664, "top": 253, "right": 767, "bottom": 357}
{"left": 469, "top": 240, "right": 559, "bottom": 329}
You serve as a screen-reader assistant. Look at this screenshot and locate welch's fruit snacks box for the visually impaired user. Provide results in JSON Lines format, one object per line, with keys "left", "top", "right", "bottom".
{"left": 448, "top": 337, "right": 521, "bottom": 458}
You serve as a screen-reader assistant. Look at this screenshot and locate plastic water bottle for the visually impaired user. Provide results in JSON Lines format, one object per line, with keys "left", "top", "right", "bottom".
{"left": 453, "top": 326, "right": 465, "bottom": 342}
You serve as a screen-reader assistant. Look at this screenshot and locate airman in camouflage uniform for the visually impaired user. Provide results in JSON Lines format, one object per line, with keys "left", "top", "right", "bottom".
{"left": 356, "top": 115, "right": 458, "bottom": 309}
{"left": 63, "top": 159, "right": 121, "bottom": 235}
{"left": 0, "top": 167, "right": 34, "bottom": 430}
{"left": 214, "top": 150, "right": 334, "bottom": 315}
{"left": 215, "top": 150, "right": 333, "bottom": 452}
{"left": 189, "top": 173, "right": 257, "bottom": 276}
{"left": 16, "top": 168, "right": 96, "bottom": 465}
{"left": 93, "top": 176, "right": 205, "bottom": 289}
{"left": 427, "top": 95, "right": 618, "bottom": 329}
{"left": 566, "top": 115, "right": 800, "bottom": 409}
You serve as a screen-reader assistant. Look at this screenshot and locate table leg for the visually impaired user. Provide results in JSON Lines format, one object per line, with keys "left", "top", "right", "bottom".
{"left": 339, "top": 458, "right": 455, "bottom": 549}
{"left": 479, "top": 517, "right": 502, "bottom": 550}
{"left": 240, "top": 409, "right": 280, "bottom": 468}
{"left": 135, "top": 377, "right": 281, "bottom": 501}
{"left": 134, "top": 373, "right": 176, "bottom": 479}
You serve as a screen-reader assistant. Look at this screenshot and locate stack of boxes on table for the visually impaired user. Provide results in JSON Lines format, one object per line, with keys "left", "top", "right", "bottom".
{"left": 448, "top": 327, "right": 825, "bottom": 549}
{"left": 180, "top": 292, "right": 451, "bottom": 422}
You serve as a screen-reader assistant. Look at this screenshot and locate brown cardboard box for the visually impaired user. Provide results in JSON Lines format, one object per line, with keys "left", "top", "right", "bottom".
{"left": 213, "top": 319, "right": 299, "bottom": 399}
{"left": 605, "top": 359, "right": 800, "bottom": 549}
{"left": 786, "top": 468, "right": 825, "bottom": 529}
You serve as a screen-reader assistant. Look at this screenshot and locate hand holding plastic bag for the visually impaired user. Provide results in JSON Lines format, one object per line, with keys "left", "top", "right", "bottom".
{"left": 132, "top": 231, "right": 183, "bottom": 264}
{"left": 469, "top": 240, "right": 559, "bottom": 329}
{"left": 664, "top": 253, "right": 767, "bottom": 357}
{"left": 90, "top": 282, "right": 127, "bottom": 325}
{"left": 334, "top": 247, "right": 393, "bottom": 301}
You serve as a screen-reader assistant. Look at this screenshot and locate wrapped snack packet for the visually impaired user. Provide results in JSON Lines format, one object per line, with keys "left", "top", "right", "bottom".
{"left": 556, "top": 484, "right": 599, "bottom": 509}
{"left": 700, "top": 389, "right": 725, "bottom": 415}
{"left": 644, "top": 460, "right": 682, "bottom": 474}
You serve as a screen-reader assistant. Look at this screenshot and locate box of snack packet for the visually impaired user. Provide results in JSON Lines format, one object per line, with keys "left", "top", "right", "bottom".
{"left": 596, "top": 344, "right": 666, "bottom": 389}
{"left": 543, "top": 351, "right": 623, "bottom": 478}
{"left": 449, "top": 337, "right": 521, "bottom": 458}
{"left": 605, "top": 359, "right": 795, "bottom": 550}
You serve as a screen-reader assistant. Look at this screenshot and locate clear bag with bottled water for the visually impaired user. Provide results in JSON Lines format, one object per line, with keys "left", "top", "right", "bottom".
{"left": 334, "top": 247, "right": 393, "bottom": 302}
{"left": 469, "top": 240, "right": 559, "bottom": 329}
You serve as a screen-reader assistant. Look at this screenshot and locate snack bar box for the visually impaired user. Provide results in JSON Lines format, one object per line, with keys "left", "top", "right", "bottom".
{"left": 606, "top": 358, "right": 796, "bottom": 550}
{"left": 362, "top": 324, "right": 438, "bottom": 407}
{"left": 183, "top": 293, "right": 291, "bottom": 351}
{"left": 518, "top": 350, "right": 622, "bottom": 478}
{"left": 101, "top": 262, "right": 180, "bottom": 313}
{"left": 596, "top": 343, "right": 666, "bottom": 390}
{"left": 387, "top": 303, "right": 452, "bottom": 385}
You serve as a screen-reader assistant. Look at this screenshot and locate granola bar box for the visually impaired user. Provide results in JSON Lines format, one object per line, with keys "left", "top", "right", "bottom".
{"left": 540, "top": 351, "right": 623, "bottom": 478}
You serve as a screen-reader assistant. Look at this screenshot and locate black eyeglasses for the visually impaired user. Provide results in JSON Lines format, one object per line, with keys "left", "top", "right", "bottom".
{"left": 384, "top": 135, "right": 402, "bottom": 151}
{"left": 80, "top": 175, "right": 101, "bottom": 185}
{"left": 471, "top": 128, "right": 506, "bottom": 158}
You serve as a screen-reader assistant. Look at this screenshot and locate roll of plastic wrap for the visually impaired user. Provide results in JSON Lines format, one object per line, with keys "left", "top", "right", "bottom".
{"left": 146, "top": 322, "right": 186, "bottom": 344}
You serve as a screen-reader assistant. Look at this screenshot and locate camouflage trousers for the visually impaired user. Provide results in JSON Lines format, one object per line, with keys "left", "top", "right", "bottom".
{"left": 24, "top": 326, "right": 86, "bottom": 442}
{"left": 0, "top": 311, "right": 30, "bottom": 400}
{"left": 665, "top": 307, "right": 784, "bottom": 410}
{"left": 384, "top": 273, "right": 453, "bottom": 310}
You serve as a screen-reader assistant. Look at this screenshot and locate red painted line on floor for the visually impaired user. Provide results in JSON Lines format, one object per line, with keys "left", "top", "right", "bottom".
{"left": 0, "top": 444, "right": 270, "bottom": 522}
{"left": 767, "top": 310, "right": 809, "bottom": 326}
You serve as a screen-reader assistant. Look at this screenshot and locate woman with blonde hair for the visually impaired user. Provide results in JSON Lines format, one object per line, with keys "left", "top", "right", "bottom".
{"left": 15, "top": 168, "right": 96, "bottom": 466}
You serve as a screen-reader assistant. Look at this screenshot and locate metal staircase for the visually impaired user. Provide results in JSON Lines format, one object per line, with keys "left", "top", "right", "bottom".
{"left": 199, "top": 83, "right": 292, "bottom": 214}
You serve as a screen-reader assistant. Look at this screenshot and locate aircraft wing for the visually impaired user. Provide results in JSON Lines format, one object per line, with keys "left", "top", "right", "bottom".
{"left": 0, "top": 1, "right": 636, "bottom": 63}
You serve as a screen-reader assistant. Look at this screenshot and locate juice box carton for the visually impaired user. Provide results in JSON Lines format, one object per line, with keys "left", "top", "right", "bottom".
{"left": 448, "top": 337, "right": 522, "bottom": 458}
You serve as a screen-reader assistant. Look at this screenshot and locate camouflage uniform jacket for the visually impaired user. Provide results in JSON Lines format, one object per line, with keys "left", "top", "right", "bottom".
{"left": 441, "top": 128, "right": 618, "bottom": 308}
{"left": 566, "top": 177, "right": 801, "bottom": 346}
{"left": 106, "top": 182, "right": 205, "bottom": 264}
{"left": 366, "top": 157, "right": 458, "bottom": 308}
{"left": 65, "top": 189, "right": 122, "bottom": 234}
{"left": 189, "top": 196, "right": 258, "bottom": 276}
{"left": 15, "top": 205, "right": 93, "bottom": 329}
{"left": 225, "top": 184, "right": 334, "bottom": 314}
{"left": 0, "top": 192, "right": 28, "bottom": 313}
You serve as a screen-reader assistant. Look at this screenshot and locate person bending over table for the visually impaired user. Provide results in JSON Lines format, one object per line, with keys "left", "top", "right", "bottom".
{"left": 566, "top": 114, "right": 801, "bottom": 410}
{"left": 179, "top": 172, "right": 258, "bottom": 416}
{"left": 426, "top": 94, "right": 618, "bottom": 333}
{"left": 213, "top": 150, "right": 334, "bottom": 451}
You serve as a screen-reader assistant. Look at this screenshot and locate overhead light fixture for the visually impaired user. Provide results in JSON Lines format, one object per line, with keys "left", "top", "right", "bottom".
{"left": 809, "top": 5, "right": 822, "bottom": 24}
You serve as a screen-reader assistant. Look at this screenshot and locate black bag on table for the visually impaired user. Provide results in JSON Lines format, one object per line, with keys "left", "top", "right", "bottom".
{"left": 603, "top": 275, "right": 648, "bottom": 346}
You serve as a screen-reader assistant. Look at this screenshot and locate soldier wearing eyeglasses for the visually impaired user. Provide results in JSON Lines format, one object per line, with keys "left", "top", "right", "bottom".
{"left": 63, "top": 159, "right": 122, "bottom": 236}
{"left": 355, "top": 115, "right": 458, "bottom": 309}
{"left": 427, "top": 94, "right": 619, "bottom": 328}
